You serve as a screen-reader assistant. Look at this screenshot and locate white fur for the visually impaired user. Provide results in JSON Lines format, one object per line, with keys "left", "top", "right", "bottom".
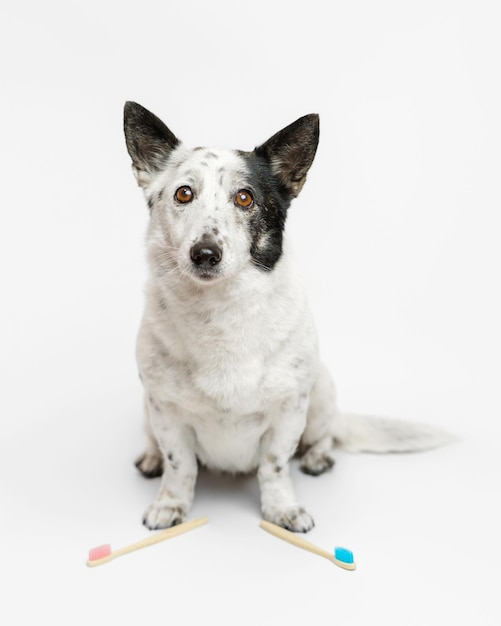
{"left": 129, "top": 132, "right": 452, "bottom": 533}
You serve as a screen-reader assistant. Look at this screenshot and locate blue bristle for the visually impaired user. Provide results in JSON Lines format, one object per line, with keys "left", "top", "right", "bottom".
{"left": 334, "top": 546, "right": 354, "bottom": 564}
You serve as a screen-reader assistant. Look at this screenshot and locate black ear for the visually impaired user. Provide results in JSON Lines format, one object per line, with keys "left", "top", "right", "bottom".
{"left": 123, "top": 101, "right": 179, "bottom": 187}
{"left": 254, "top": 114, "right": 319, "bottom": 197}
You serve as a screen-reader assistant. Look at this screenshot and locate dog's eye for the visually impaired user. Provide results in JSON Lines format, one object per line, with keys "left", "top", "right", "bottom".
{"left": 175, "top": 186, "right": 194, "bottom": 204}
{"left": 234, "top": 189, "right": 254, "bottom": 209}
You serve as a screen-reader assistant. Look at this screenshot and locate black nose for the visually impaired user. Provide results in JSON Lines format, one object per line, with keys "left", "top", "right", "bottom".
{"left": 190, "top": 237, "right": 223, "bottom": 268}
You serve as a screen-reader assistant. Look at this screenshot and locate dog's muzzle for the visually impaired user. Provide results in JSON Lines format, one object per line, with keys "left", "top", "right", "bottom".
{"left": 190, "top": 235, "right": 222, "bottom": 274}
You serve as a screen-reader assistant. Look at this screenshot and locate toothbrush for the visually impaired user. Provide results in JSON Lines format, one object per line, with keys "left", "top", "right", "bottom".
{"left": 260, "top": 520, "right": 356, "bottom": 571}
{"left": 87, "top": 516, "right": 209, "bottom": 567}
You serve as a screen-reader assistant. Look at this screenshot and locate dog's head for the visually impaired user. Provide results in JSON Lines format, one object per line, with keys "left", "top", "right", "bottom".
{"left": 123, "top": 102, "right": 319, "bottom": 285}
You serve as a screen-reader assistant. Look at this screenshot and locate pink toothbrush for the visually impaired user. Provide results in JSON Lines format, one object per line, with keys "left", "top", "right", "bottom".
{"left": 87, "top": 517, "right": 208, "bottom": 567}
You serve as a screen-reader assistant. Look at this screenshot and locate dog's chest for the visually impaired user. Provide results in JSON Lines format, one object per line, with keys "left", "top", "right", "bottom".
{"left": 148, "top": 306, "right": 275, "bottom": 414}
{"left": 137, "top": 260, "right": 318, "bottom": 471}
{"left": 139, "top": 284, "right": 314, "bottom": 411}
{"left": 141, "top": 309, "right": 282, "bottom": 471}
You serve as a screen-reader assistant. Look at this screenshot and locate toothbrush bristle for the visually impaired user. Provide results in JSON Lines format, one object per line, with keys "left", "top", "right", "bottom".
{"left": 88, "top": 544, "right": 112, "bottom": 562}
{"left": 334, "top": 546, "right": 354, "bottom": 564}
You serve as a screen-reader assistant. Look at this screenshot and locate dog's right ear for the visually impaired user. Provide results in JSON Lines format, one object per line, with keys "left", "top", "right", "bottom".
{"left": 123, "top": 102, "right": 179, "bottom": 187}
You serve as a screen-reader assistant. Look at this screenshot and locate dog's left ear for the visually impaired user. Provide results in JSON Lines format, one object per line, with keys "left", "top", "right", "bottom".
{"left": 255, "top": 114, "right": 319, "bottom": 197}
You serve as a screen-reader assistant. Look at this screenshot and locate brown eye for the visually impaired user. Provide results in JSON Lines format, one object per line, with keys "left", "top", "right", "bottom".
{"left": 235, "top": 189, "right": 254, "bottom": 209}
{"left": 175, "top": 186, "right": 194, "bottom": 203}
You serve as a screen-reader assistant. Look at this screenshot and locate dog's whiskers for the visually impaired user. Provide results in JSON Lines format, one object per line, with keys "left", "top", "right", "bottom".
{"left": 250, "top": 258, "right": 271, "bottom": 272}
{"left": 150, "top": 247, "right": 197, "bottom": 282}
{"left": 152, "top": 248, "right": 178, "bottom": 268}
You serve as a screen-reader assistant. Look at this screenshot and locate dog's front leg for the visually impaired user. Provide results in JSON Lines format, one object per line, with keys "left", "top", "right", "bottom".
{"left": 142, "top": 396, "right": 198, "bottom": 530}
{"left": 258, "top": 394, "right": 314, "bottom": 533}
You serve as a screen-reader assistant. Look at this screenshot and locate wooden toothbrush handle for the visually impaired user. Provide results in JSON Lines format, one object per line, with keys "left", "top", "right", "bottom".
{"left": 114, "top": 516, "right": 209, "bottom": 558}
{"left": 260, "top": 520, "right": 331, "bottom": 560}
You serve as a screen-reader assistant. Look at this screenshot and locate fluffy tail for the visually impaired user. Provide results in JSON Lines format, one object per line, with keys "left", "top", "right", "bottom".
{"left": 336, "top": 413, "right": 455, "bottom": 454}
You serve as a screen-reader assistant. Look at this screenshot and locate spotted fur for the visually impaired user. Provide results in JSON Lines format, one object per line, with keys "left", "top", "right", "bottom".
{"left": 123, "top": 102, "right": 453, "bottom": 532}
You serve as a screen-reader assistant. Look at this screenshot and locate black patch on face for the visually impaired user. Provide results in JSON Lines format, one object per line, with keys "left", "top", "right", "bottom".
{"left": 238, "top": 150, "right": 293, "bottom": 271}
{"left": 237, "top": 114, "right": 319, "bottom": 272}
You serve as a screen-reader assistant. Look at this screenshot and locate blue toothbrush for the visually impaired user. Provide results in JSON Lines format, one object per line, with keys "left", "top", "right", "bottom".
{"left": 260, "top": 520, "right": 356, "bottom": 571}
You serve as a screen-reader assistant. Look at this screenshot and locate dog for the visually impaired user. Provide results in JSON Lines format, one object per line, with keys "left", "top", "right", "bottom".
{"left": 123, "top": 102, "right": 451, "bottom": 532}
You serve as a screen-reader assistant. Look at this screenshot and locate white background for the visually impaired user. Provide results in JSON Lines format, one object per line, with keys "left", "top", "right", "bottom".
{"left": 1, "top": 0, "right": 500, "bottom": 624}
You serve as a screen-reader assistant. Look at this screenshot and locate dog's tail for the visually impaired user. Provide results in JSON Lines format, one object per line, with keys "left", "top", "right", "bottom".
{"left": 336, "top": 413, "right": 455, "bottom": 453}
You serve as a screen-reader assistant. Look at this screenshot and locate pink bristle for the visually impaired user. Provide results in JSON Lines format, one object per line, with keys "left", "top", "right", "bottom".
{"left": 88, "top": 544, "right": 112, "bottom": 562}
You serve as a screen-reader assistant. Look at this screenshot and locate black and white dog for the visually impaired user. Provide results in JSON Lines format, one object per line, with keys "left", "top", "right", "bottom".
{"left": 123, "top": 102, "right": 450, "bottom": 532}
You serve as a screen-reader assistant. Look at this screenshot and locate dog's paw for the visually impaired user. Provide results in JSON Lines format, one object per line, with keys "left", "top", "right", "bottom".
{"left": 265, "top": 506, "right": 315, "bottom": 533}
{"left": 135, "top": 451, "right": 163, "bottom": 478}
{"left": 142, "top": 501, "right": 187, "bottom": 530}
{"left": 299, "top": 448, "right": 335, "bottom": 476}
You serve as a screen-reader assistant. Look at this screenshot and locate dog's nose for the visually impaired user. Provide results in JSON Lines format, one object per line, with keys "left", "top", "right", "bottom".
{"left": 190, "top": 237, "right": 223, "bottom": 268}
